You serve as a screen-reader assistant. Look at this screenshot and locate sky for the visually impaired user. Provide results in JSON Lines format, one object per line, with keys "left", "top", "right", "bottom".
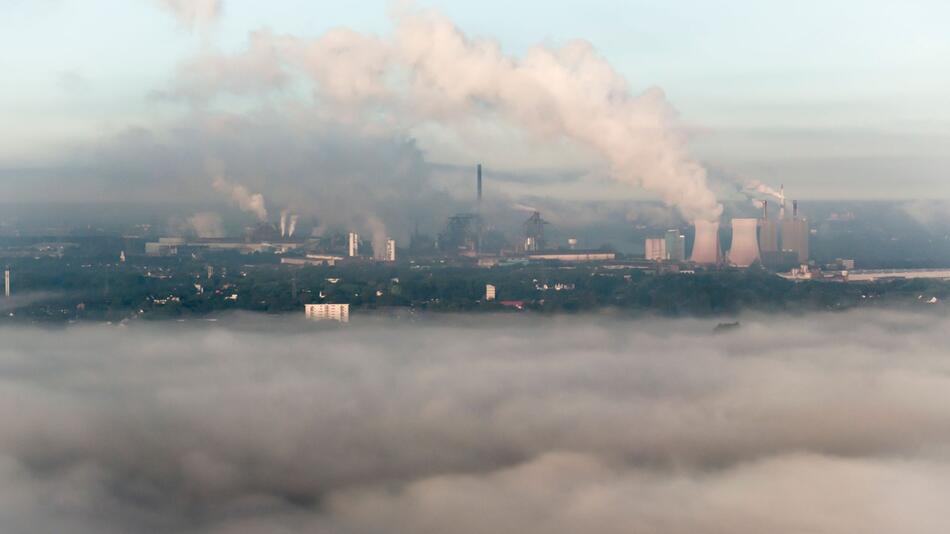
{"left": 2, "top": 0, "right": 949, "bottom": 207}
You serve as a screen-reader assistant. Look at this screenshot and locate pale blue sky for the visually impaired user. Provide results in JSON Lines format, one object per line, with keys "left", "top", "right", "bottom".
{"left": 2, "top": 0, "right": 949, "bottom": 199}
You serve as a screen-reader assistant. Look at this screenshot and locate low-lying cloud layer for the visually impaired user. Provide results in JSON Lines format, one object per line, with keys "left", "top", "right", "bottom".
{"left": 1, "top": 310, "right": 949, "bottom": 533}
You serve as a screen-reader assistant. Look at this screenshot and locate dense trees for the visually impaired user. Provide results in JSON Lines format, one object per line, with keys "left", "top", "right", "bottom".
{"left": 3, "top": 250, "right": 948, "bottom": 323}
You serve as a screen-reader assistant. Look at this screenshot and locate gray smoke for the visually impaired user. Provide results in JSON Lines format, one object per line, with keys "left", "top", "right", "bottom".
{"left": 211, "top": 173, "right": 267, "bottom": 221}
{"left": 187, "top": 211, "right": 225, "bottom": 238}
{"left": 1, "top": 310, "right": 950, "bottom": 532}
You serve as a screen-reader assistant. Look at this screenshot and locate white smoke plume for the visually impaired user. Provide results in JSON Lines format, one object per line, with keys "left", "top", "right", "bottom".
{"left": 366, "top": 215, "right": 389, "bottom": 260}
{"left": 513, "top": 202, "right": 540, "bottom": 213}
{"left": 1, "top": 310, "right": 950, "bottom": 532}
{"left": 212, "top": 175, "right": 267, "bottom": 221}
{"left": 156, "top": 0, "right": 221, "bottom": 30}
{"left": 744, "top": 179, "right": 785, "bottom": 202}
{"left": 171, "top": 9, "right": 723, "bottom": 222}
{"left": 279, "top": 209, "right": 288, "bottom": 237}
{"left": 186, "top": 211, "right": 224, "bottom": 238}
{"left": 288, "top": 214, "right": 299, "bottom": 237}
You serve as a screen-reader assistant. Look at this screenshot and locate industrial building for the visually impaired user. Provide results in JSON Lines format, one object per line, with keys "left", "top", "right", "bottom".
{"left": 485, "top": 284, "right": 496, "bottom": 301}
{"left": 526, "top": 251, "right": 616, "bottom": 262}
{"left": 781, "top": 200, "right": 809, "bottom": 262}
{"left": 385, "top": 239, "right": 396, "bottom": 262}
{"left": 758, "top": 200, "right": 779, "bottom": 253}
{"left": 523, "top": 211, "right": 549, "bottom": 252}
{"left": 145, "top": 236, "right": 302, "bottom": 256}
{"left": 645, "top": 238, "right": 666, "bottom": 261}
{"left": 304, "top": 303, "right": 350, "bottom": 323}
{"left": 348, "top": 232, "right": 360, "bottom": 257}
{"left": 281, "top": 254, "right": 344, "bottom": 267}
{"left": 665, "top": 230, "right": 686, "bottom": 261}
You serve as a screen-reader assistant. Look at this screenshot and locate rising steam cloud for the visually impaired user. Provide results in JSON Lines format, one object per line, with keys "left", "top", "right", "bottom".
{"left": 212, "top": 174, "right": 267, "bottom": 221}
{"left": 172, "top": 9, "right": 723, "bottom": 221}
{"left": 744, "top": 178, "right": 784, "bottom": 202}
{"left": 187, "top": 211, "right": 225, "bottom": 238}
{"left": 2, "top": 311, "right": 950, "bottom": 532}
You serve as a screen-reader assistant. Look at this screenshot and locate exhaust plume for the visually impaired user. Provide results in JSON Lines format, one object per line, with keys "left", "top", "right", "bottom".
{"left": 280, "top": 209, "right": 288, "bottom": 237}
{"left": 366, "top": 215, "right": 388, "bottom": 260}
{"left": 744, "top": 179, "right": 785, "bottom": 202}
{"left": 288, "top": 214, "right": 299, "bottom": 237}
{"left": 172, "top": 9, "right": 723, "bottom": 221}
{"left": 513, "top": 202, "right": 540, "bottom": 213}
{"left": 212, "top": 175, "right": 267, "bottom": 221}
{"left": 186, "top": 212, "right": 224, "bottom": 238}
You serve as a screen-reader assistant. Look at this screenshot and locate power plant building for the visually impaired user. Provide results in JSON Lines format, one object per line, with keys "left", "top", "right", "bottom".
{"left": 305, "top": 303, "right": 350, "bottom": 323}
{"left": 758, "top": 200, "right": 779, "bottom": 252}
{"left": 781, "top": 201, "right": 809, "bottom": 262}
{"left": 645, "top": 238, "right": 667, "bottom": 261}
{"left": 727, "top": 218, "right": 761, "bottom": 268}
{"left": 385, "top": 239, "right": 396, "bottom": 262}
{"left": 665, "top": 230, "right": 686, "bottom": 261}
{"left": 485, "top": 284, "right": 496, "bottom": 301}
{"left": 690, "top": 220, "right": 721, "bottom": 264}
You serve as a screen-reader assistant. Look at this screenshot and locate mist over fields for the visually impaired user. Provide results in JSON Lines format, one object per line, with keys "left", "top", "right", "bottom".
{"left": 1, "top": 311, "right": 949, "bottom": 533}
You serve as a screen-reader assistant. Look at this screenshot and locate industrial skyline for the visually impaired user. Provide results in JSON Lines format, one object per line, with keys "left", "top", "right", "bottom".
{"left": 4, "top": 3, "right": 950, "bottom": 532}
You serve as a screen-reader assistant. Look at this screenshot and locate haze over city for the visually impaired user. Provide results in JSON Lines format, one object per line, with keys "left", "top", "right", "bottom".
{"left": 2, "top": 1, "right": 950, "bottom": 532}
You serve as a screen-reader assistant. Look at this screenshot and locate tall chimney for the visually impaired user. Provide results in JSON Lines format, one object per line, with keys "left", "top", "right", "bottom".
{"left": 3, "top": 269, "right": 9, "bottom": 298}
{"left": 793, "top": 200, "right": 798, "bottom": 218}
{"left": 762, "top": 200, "right": 768, "bottom": 220}
{"left": 477, "top": 164, "right": 483, "bottom": 204}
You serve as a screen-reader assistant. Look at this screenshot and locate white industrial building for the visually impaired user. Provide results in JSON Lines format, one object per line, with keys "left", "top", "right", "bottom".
{"left": 304, "top": 303, "right": 350, "bottom": 323}
{"left": 485, "top": 284, "right": 496, "bottom": 301}
{"left": 385, "top": 239, "right": 396, "bottom": 262}
{"left": 645, "top": 238, "right": 666, "bottom": 261}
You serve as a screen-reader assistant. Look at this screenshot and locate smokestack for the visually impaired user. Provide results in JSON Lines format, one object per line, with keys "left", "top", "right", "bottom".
{"left": 4, "top": 269, "right": 9, "bottom": 298}
{"left": 762, "top": 200, "right": 768, "bottom": 220}
{"left": 727, "top": 218, "right": 761, "bottom": 268}
{"left": 477, "top": 164, "right": 482, "bottom": 205}
{"left": 690, "top": 220, "right": 721, "bottom": 265}
{"left": 793, "top": 200, "right": 798, "bottom": 218}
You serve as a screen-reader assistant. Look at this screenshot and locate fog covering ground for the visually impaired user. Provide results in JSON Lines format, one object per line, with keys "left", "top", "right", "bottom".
{"left": 1, "top": 311, "right": 949, "bottom": 533}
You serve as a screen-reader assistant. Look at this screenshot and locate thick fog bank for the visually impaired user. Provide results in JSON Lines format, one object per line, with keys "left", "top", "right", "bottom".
{"left": 1, "top": 311, "right": 949, "bottom": 533}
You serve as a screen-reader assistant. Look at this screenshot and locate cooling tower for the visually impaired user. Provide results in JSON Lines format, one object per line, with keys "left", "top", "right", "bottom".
{"left": 728, "top": 218, "right": 761, "bottom": 267}
{"left": 690, "top": 220, "right": 721, "bottom": 264}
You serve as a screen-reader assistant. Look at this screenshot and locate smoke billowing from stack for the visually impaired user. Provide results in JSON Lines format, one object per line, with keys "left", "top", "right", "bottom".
{"left": 212, "top": 175, "right": 267, "bottom": 221}
{"left": 175, "top": 9, "right": 722, "bottom": 223}
{"left": 690, "top": 220, "right": 721, "bottom": 264}
{"left": 288, "top": 214, "right": 298, "bottom": 237}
